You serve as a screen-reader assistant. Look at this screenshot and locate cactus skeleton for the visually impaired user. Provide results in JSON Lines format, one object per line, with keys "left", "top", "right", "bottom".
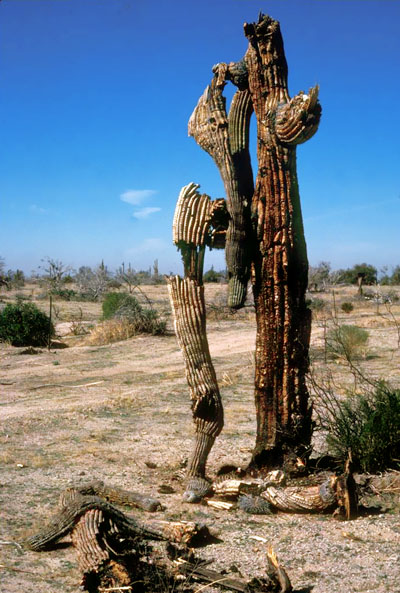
{"left": 169, "top": 13, "right": 321, "bottom": 497}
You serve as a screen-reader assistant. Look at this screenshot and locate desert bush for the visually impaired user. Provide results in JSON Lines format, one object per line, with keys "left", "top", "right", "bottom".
{"left": 107, "top": 278, "right": 122, "bottom": 289}
{"left": 362, "top": 288, "right": 398, "bottom": 305}
{"left": 313, "top": 380, "right": 400, "bottom": 473}
{"left": 85, "top": 318, "right": 136, "bottom": 345}
{"left": 203, "top": 267, "right": 227, "bottom": 283}
{"left": 115, "top": 304, "right": 166, "bottom": 335}
{"left": 102, "top": 293, "right": 142, "bottom": 320}
{"left": 14, "top": 292, "right": 31, "bottom": 301}
{"left": 386, "top": 289, "right": 399, "bottom": 303}
{"left": 99, "top": 292, "right": 166, "bottom": 339}
{"left": 327, "top": 324, "right": 369, "bottom": 360}
{"left": 50, "top": 288, "right": 77, "bottom": 301}
{"left": 0, "top": 302, "right": 54, "bottom": 346}
{"left": 308, "top": 261, "right": 331, "bottom": 291}
{"left": 340, "top": 302, "right": 354, "bottom": 314}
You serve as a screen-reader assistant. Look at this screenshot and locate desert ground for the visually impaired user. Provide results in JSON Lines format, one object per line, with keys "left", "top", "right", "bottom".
{"left": 1, "top": 282, "right": 400, "bottom": 593}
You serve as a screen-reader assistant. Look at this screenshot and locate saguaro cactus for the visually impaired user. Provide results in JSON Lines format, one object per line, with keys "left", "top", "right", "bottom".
{"left": 170, "top": 13, "right": 321, "bottom": 497}
{"left": 243, "top": 15, "right": 321, "bottom": 468}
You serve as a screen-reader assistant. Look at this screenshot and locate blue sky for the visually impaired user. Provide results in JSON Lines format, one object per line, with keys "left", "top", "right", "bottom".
{"left": 1, "top": 0, "right": 399, "bottom": 276}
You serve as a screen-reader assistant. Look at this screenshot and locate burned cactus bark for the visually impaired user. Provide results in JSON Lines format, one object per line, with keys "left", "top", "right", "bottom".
{"left": 243, "top": 16, "right": 320, "bottom": 468}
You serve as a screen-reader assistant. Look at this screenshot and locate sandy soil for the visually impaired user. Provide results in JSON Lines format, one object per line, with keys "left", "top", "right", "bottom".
{"left": 1, "top": 283, "right": 399, "bottom": 593}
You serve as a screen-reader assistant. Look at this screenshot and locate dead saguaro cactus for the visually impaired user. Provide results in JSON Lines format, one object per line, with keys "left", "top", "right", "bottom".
{"left": 169, "top": 13, "right": 321, "bottom": 496}
{"left": 242, "top": 15, "right": 321, "bottom": 468}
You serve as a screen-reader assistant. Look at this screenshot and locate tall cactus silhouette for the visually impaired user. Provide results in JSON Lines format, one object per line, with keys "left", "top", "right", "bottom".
{"left": 169, "top": 13, "right": 321, "bottom": 498}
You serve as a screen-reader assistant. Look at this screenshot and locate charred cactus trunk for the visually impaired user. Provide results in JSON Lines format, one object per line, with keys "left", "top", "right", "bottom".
{"left": 243, "top": 15, "right": 320, "bottom": 468}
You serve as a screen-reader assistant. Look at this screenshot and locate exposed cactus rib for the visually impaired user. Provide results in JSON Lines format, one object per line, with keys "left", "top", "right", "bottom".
{"left": 228, "top": 89, "right": 253, "bottom": 154}
{"left": 275, "top": 86, "right": 321, "bottom": 145}
{"left": 71, "top": 509, "right": 112, "bottom": 576}
{"left": 167, "top": 276, "right": 223, "bottom": 436}
{"left": 172, "top": 182, "right": 213, "bottom": 247}
{"left": 261, "top": 484, "right": 336, "bottom": 513}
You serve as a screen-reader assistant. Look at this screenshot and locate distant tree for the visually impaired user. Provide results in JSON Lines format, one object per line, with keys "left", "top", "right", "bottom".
{"left": 0, "top": 257, "right": 9, "bottom": 290}
{"left": 135, "top": 269, "right": 152, "bottom": 284}
{"left": 203, "top": 266, "right": 220, "bottom": 283}
{"left": 379, "top": 266, "right": 391, "bottom": 285}
{"left": 308, "top": 261, "right": 331, "bottom": 291}
{"left": 6, "top": 269, "right": 25, "bottom": 289}
{"left": 75, "top": 263, "right": 110, "bottom": 300}
{"left": 390, "top": 265, "right": 400, "bottom": 285}
{"left": 39, "top": 257, "right": 73, "bottom": 291}
{"left": 340, "top": 263, "right": 377, "bottom": 286}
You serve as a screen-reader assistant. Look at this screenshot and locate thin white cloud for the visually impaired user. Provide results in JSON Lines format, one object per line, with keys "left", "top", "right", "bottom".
{"left": 133, "top": 207, "right": 161, "bottom": 219}
{"left": 120, "top": 189, "right": 158, "bottom": 206}
{"left": 29, "top": 204, "right": 49, "bottom": 214}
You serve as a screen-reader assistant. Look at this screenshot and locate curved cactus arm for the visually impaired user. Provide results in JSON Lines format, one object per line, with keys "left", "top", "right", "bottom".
{"left": 173, "top": 182, "right": 213, "bottom": 248}
{"left": 172, "top": 182, "right": 228, "bottom": 283}
{"left": 188, "top": 65, "right": 253, "bottom": 309}
{"left": 275, "top": 85, "right": 321, "bottom": 146}
{"left": 167, "top": 276, "right": 223, "bottom": 502}
{"left": 168, "top": 183, "right": 228, "bottom": 501}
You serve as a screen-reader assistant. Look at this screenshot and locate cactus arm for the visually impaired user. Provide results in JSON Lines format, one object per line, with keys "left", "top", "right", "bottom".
{"left": 275, "top": 85, "right": 321, "bottom": 146}
{"left": 188, "top": 67, "right": 253, "bottom": 308}
{"left": 168, "top": 184, "right": 226, "bottom": 501}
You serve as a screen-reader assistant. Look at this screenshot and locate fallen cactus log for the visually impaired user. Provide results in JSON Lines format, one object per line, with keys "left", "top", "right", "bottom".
{"left": 208, "top": 463, "right": 358, "bottom": 519}
{"left": 23, "top": 484, "right": 292, "bottom": 593}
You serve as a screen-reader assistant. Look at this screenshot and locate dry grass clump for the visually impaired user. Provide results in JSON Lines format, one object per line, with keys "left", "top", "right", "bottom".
{"left": 85, "top": 318, "right": 137, "bottom": 345}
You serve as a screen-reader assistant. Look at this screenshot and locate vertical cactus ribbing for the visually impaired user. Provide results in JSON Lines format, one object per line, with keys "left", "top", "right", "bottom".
{"left": 168, "top": 184, "right": 226, "bottom": 500}
{"left": 170, "top": 13, "right": 321, "bottom": 489}
{"left": 189, "top": 69, "right": 253, "bottom": 309}
{"left": 243, "top": 15, "right": 321, "bottom": 467}
{"left": 167, "top": 276, "right": 223, "bottom": 501}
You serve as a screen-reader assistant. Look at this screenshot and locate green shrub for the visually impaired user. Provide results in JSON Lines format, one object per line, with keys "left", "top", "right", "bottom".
{"left": 0, "top": 302, "right": 54, "bottom": 346}
{"left": 50, "top": 288, "right": 77, "bottom": 301}
{"left": 101, "top": 292, "right": 166, "bottom": 336}
{"left": 338, "top": 263, "right": 377, "bottom": 285}
{"left": 316, "top": 382, "right": 400, "bottom": 473}
{"left": 203, "top": 267, "right": 226, "bottom": 283}
{"left": 327, "top": 324, "right": 369, "bottom": 360}
{"left": 102, "top": 293, "right": 142, "bottom": 320}
{"left": 340, "top": 302, "right": 354, "bottom": 313}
